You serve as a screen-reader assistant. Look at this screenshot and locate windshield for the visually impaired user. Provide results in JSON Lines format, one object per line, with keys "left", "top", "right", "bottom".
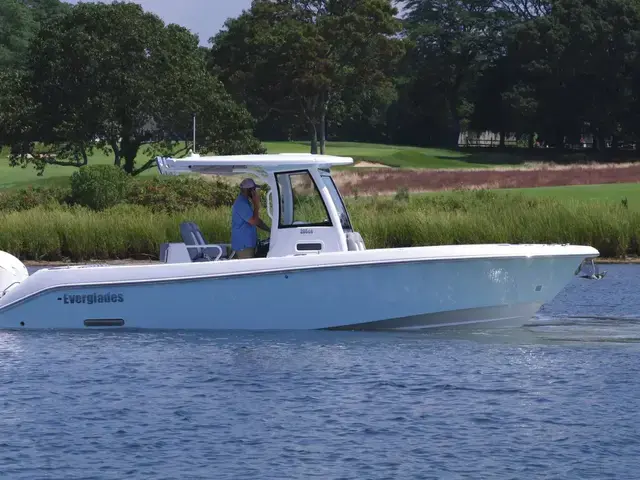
{"left": 321, "top": 174, "right": 353, "bottom": 231}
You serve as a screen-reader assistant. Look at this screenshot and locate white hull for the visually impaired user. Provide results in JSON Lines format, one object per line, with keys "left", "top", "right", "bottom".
{"left": 0, "top": 244, "right": 597, "bottom": 331}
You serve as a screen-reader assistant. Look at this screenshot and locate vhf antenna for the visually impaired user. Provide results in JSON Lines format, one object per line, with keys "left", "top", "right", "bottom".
{"left": 192, "top": 112, "right": 197, "bottom": 154}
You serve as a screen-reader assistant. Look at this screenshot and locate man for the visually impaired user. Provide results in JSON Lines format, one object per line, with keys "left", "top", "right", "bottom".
{"left": 231, "top": 178, "right": 270, "bottom": 259}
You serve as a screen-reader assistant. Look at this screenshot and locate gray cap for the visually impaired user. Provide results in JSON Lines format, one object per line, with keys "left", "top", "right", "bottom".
{"left": 240, "top": 178, "right": 258, "bottom": 189}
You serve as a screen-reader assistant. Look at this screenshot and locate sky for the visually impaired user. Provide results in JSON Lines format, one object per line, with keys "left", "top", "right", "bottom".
{"left": 65, "top": 0, "right": 253, "bottom": 45}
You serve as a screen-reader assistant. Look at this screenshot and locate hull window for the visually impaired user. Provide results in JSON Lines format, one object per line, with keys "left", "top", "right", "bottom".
{"left": 84, "top": 319, "right": 125, "bottom": 327}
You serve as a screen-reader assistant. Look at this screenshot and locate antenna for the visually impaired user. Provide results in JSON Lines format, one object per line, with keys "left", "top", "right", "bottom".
{"left": 192, "top": 112, "right": 197, "bottom": 153}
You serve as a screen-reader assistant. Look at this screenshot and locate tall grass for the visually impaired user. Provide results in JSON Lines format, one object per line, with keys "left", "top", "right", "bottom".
{"left": 1, "top": 191, "right": 638, "bottom": 261}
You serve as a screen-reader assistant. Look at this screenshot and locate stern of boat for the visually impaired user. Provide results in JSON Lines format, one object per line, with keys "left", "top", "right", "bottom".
{"left": 0, "top": 251, "right": 29, "bottom": 303}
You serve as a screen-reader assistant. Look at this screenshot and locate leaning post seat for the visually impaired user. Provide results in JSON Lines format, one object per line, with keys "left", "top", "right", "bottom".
{"left": 179, "top": 221, "right": 228, "bottom": 261}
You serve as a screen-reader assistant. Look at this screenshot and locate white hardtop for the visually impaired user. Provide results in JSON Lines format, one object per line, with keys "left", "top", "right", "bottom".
{"left": 156, "top": 151, "right": 361, "bottom": 259}
{"left": 156, "top": 152, "right": 353, "bottom": 176}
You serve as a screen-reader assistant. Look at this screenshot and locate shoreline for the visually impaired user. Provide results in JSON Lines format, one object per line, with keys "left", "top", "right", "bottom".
{"left": 22, "top": 256, "right": 640, "bottom": 267}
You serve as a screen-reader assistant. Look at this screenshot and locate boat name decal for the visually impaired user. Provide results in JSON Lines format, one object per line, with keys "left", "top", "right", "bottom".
{"left": 60, "top": 293, "right": 124, "bottom": 305}
{"left": 300, "top": 228, "right": 314, "bottom": 235}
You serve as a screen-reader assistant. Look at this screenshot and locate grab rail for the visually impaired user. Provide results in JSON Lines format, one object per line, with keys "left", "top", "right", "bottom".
{"left": 185, "top": 244, "right": 223, "bottom": 262}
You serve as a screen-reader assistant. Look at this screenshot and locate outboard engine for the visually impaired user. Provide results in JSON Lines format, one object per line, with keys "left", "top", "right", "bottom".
{"left": 0, "top": 251, "right": 28, "bottom": 298}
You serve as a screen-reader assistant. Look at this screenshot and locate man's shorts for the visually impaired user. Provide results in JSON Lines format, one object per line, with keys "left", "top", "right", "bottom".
{"left": 235, "top": 247, "right": 256, "bottom": 259}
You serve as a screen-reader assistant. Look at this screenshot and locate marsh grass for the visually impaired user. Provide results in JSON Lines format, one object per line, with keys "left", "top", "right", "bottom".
{"left": 1, "top": 191, "right": 638, "bottom": 261}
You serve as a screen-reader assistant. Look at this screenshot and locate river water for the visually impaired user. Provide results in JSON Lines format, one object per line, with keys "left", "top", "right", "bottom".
{"left": 1, "top": 264, "right": 639, "bottom": 479}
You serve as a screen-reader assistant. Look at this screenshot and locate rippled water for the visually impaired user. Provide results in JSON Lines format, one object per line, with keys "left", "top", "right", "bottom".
{"left": 1, "top": 264, "right": 640, "bottom": 479}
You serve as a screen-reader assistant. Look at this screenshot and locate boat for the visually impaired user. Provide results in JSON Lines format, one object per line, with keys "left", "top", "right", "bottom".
{"left": 0, "top": 152, "right": 599, "bottom": 331}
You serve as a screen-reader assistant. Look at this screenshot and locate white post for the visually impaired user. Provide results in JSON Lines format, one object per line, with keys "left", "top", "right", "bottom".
{"left": 192, "top": 113, "right": 196, "bottom": 153}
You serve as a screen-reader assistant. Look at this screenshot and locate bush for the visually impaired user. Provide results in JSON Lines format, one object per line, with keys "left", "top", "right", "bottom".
{"left": 0, "top": 171, "right": 263, "bottom": 213}
{"left": 0, "top": 185, "right": 71, "bottom": 212}
{"left": 126, "top": 176, "right": 237, "bottom": 212}
{"left": 69, "top": 164, "right": 130, "bottom": 210}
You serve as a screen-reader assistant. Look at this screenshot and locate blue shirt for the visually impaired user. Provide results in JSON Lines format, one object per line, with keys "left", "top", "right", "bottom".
{"left": 231, "top": 194, "right": 257, "bottom": 251}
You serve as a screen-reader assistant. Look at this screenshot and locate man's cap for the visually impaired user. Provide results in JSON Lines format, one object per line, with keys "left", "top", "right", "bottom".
{"left": 240, "top": 178, "right": 258, "bottom": 189}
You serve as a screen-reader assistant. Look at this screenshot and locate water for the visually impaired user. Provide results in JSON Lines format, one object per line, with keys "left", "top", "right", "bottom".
{"left": 1, "top": 264, "right": 640, "bottom": 479}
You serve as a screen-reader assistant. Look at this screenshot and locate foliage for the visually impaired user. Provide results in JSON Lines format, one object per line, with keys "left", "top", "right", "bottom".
{"left": 0, "top": 172, "right": 246, "bottom": 213}
{"left": 6, "top": 0, "right": 640, "bottom": 157}
{"left": 0, "top": 69, "right": 35, "bottom": 150}
{"left": 0, "top": 184, "right": 70, "bottom": 212}
{"left": 209, "top": 0, "right": 406, "bottom": 153}
{"left": 0, "top": 0, "right": 69, "bottom": 69}
{"left": 6, "top": 1, "right": 263, "bottom": 176}
{"left": 126, "top": 176, "right": 238, "bottom": 213}
{"left": 70, "top": 164, "right": 131, "bottom": 211}
{"left": 0, "top": 0, "right": 35, "bottom": 69}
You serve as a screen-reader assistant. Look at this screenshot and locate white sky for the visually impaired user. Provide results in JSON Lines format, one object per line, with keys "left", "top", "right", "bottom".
{"left": 64, "top": 0, "right": 253, "bottom": 45}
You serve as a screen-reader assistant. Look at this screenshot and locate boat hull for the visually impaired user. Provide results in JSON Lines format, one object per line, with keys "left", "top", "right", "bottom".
{"left": 0, "top": 245, "right": 594, "bottom": 331}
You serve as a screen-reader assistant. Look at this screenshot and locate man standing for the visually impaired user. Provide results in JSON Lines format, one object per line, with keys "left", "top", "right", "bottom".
{"left": 231, "top": 178, "right": 270, "bottom": 259}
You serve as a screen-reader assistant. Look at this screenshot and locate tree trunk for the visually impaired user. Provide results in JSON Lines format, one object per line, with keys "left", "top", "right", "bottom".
{"left": 110, "top": 140, "right": 121, "bottom": 167}
{"left": 319, "top": 111, "right": 326, "bottom": 155}
{"left": 120, "top": 138, "right": 141, "bottom": 174}
{"left": 447, "top": 96, "right": 461, "bottom": 149}
{"left": 309, "top": 122, "right": 318, "bottom": 154}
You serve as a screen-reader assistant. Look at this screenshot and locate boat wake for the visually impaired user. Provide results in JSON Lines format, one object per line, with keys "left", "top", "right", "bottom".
{"left": 522, "top": 314, "right": 640, "bottom": 345}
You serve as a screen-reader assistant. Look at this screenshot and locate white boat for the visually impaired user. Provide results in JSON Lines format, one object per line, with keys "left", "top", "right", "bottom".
{"left": 0, "top": 152, "right": 599, "bottom": 331}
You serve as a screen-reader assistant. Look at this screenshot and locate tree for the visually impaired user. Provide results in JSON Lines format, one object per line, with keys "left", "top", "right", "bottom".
{"left": 10, "top": 1, "right": 263, "bottom": 175}
{"left": 400, "top": 0, "right": 513, "bottom": 147}
{"left": 209, "top": 0, "right": 406, "bottom": 154}
{"left": 494, "top": 0, "right": 640, "bottom": 149}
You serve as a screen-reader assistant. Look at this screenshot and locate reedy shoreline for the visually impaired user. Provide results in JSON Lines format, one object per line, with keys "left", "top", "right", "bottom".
{"left": 1, "top": 190, "right": 637, "bottom": 262}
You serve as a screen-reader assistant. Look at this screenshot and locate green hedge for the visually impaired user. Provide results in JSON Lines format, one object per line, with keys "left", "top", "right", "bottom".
{"left": 0, "top": 166, "right": 243, "bottom": 213}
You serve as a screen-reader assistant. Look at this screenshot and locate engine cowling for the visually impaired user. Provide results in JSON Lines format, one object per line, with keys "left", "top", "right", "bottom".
{"left": 0, "top": 251, "right": 28, "bottom": 297}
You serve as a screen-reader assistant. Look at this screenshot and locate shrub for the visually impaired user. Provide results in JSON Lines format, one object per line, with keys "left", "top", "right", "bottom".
{"left": 126, "top": 176, "right": 238, "bottom": 212}
{"left": 69, "top": 164, "right": 130, "bottom": 210}
{"left": 0, "top": 185, "right": 71, "bottom": 212}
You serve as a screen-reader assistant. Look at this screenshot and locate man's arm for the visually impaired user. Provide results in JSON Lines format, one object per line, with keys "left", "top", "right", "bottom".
{"left": 239, "top": 190, "right": 260, "bottom": 226}
{"left": 247, "top": 190, "right": 270, "bottom": 231}
{"left": 256, "top": 218, "right": 270, "bottom": 232}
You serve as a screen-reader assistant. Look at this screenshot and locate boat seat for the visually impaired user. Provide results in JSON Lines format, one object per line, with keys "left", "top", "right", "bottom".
{"left": 179, "top": 222, "right": 232, "bottom": 262}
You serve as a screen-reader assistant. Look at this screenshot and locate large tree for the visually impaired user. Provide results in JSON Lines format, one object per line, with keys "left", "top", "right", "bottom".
{"left": 9, "top": 1, "right": 263, "bottom": 175}
{"left": 209, "top": 0, "right": 406, "bottom": 154}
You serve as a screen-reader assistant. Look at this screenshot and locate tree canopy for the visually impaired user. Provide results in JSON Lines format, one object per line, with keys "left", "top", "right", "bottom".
{"left": 5, "top": 1, "right": 263, "bottom": 175}
{"left": 209, "top": 0, "right": 406, "bottom": 153}
{"left": 4, "top": 0, "right": 640, "bottom": 162}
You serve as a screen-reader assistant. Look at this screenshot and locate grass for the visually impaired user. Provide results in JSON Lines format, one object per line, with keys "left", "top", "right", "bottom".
{"left": 414, "top": 183, "right": 640, "bottom": 212}
{"left": 0, "top": 141, "right": 554, "bottom": 190}
{"left": 1, "top": 191, "right": 638, "bottom": 262}
{"left": 264, "top": 141, "right": 494, "bottom": 168}
{"left": 500, "top": 183, "right": 640, "bottom": 205}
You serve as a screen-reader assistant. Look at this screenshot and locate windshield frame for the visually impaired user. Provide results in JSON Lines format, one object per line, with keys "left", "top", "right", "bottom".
{"left": 320, "top": 170, "right": 353, "bottom": 232}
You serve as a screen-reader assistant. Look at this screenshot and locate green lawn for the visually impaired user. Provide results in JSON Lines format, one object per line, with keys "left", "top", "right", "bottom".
{"left": 0, "top": 146, "right": 157, "bottom": 190}
{"left": 0, "top": 141, "right": 518, "bottom": 189}
{"left": 264, "top": 141, "right": 503, "bottom": 168}
{"left": 3, "top": 142, "right": 640, "bottom": 213}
